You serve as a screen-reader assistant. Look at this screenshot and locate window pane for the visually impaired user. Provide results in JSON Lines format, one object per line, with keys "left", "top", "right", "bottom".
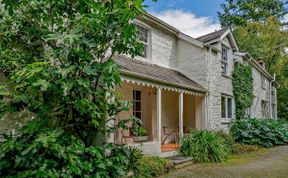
{"left": 139, "top": 44, "right": 147, "bottom": 58}
{"left": 221, "top": 97, "right": 226, "bottom": 118}
{"left": 135, "top": 102, "right": 141, "bottom": 111}
{"left": 133, "top": 112, "right": 141, "bottom": 120}
{"left": 222, "top": 47, "right": 228, "bottom": 61}
{"left": 137, "top": 25, "right": 148, "bottom": 43}
{"left": 222, "top": 62, "right": 227, "bottom": 74}
{"left": 133, "top": 90, "right": 142, "bottom": 120}
{"left": 228, "top": 98, "right": 232, "bottom": 118}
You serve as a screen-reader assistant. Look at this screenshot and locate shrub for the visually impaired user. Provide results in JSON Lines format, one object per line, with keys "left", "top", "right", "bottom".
{"left": 134, "top": 156, "right": 170, "bottom": 178}
{"left": 0, "top": 125, "right": 142, "bottom": 178}
{"left": 232, "top": 143, "right": 261, "bottom": 154}
{"left": 230, "top": 119, "right": 288, "bottom": 147}
{"left": 215, "top": 130, "right": 235, "bottom": 152}
{"left": 179, "top": 130, "right": 229, "bottom": 163}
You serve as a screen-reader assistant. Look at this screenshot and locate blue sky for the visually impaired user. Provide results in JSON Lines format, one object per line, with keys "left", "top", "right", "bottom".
{"left": 143, "top": 0, "right": 226, "bottom": 38}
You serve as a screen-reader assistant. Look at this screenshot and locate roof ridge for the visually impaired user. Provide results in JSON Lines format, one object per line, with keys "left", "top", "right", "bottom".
{"left": 196, "top": 26, "right": 230, "bottom": 39}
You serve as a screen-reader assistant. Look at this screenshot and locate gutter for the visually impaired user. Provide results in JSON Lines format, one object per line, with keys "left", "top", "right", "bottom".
{"left": 269, "top": 74, "right": 277, "bottom": 119}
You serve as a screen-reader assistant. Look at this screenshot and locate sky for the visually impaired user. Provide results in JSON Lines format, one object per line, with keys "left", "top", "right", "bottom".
{"left": 144, "top": 0, "right": 226, "bottom": 38}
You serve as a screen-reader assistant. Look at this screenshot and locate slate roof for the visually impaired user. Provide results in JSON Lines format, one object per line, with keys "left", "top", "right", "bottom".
{"left": 196, "top": 27, "right": 230, "bottom": 43}
{"left": 114, "top": 55, "right": 206, "bottom": 92}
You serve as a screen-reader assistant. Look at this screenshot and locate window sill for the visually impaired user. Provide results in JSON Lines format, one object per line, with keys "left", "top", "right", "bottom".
{"left": 221, "top": 118, "right": 233, "bottom": 124}
{"left": 221, "top": 74, "right": 232, "bottom": 79}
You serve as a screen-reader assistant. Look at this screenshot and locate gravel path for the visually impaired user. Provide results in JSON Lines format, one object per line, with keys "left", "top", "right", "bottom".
{"left": 161, "top": 146, "right": 288, "bottom": 178}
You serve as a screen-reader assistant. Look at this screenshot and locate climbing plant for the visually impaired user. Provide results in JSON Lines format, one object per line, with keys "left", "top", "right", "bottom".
{"left": 232, "top": 64, "right": 253, "bottom": 119}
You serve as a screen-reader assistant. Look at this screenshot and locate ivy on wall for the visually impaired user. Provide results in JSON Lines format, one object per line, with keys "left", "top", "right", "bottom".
{"left": 232, "top": 64, "right": 253, "bottom": 119}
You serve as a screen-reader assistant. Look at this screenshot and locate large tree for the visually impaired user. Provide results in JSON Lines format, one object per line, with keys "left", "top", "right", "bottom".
{"left": 218, "top": 0, "right": 288, "bottom": 27}
{"left": 0, "top": 0, "right": 149, "bottom": 176}
{"left": 233, "top": 17, "right": 288, "bottom": 72}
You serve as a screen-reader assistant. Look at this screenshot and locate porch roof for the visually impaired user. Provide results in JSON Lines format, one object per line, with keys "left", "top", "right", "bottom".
{"left": 114, "top": 55, "right": 206, "bottom": 93}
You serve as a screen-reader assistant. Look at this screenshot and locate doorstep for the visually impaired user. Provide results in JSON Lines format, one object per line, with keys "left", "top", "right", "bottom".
{"left": 165, "top": 156, "right": 194, "bottom": 170}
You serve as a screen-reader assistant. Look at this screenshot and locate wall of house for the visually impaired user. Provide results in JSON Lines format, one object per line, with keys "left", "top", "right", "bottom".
{"left": 251, "top": 67, "right": 271, "bottom": 119}
{"left": 235, "top": 55, "right": 275, "bottom": 119}
{"left": 116, "top": 82, "right": 157, "bottom": 143}
{"left": 208, "top": 37, "right": 236, "bottom": 132}
{"left": 183, "top": 94, "right": 195, "bottom": 131}
{"left": 151, "top": 26, "right": 177, "bottom": 68}
{"left": 161, "top": 90, "right": 179, "bottom": 128}
{"left": 174, "top": 39, "right": 209, "bottom": 89}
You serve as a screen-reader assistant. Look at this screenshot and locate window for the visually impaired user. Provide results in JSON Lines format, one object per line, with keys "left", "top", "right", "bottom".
{"left": 133, "top": 90, "right": 142, "bottom": 120}
{"left": 221, "top": 95, "right": 233, "bottom": 119}
{"left": 136, "top": 25, "right": 149, "bottom": 58}
{"left": 261, "top": 100, "right": 268, "bottom": 118}
{"left": 272, "top": 104, "right": 276, "bottom": 118}
{"left": 221, "top": 45, "right": 229, "bottom": 75}
{"left": 261, "top": 75, "right": 266, "bottom": 89}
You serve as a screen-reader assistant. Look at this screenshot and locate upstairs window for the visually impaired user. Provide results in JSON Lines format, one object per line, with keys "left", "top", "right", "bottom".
{"left": 221, "top": 45, "right": 229, "bottom": 75}
{"left": 136, "top": 25, "right": 149, "bottom": 58}
{"left": 261, "top": 100, "right": 268, "bottom": 118}
{"left": 261, "top": 75, "right": 266, "bottom": 89}
{"left": 221, "top": 95, "right": 233, "bottom": 119}
{"left": 133, "top": 90, "right": 142, "bottom": 120}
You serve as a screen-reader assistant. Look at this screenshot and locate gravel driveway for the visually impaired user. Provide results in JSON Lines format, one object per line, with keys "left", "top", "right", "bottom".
{"left": 161, "top": 146, "right": 288, "bottom": 178}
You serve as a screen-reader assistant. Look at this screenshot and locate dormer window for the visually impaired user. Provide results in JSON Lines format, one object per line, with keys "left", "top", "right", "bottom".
{"left": 221, "top": 45, "right": 229, "bottom": 75}
{"left": 136, "top": 25, "right": 149, "bottom": 58}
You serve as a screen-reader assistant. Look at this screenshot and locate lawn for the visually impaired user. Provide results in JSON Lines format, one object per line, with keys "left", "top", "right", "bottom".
{"left": 161, "top": 146, "right": 288, "bottom": 178}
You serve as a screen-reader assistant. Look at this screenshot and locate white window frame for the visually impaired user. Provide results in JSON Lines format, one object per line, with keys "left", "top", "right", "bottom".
{"left": 221, "top": 45, "right": 229, "bottom": 75}
{"left": 221, "top": 95, "right": 233, "bottom": 120}
{"left": 135, "top": 23, "right": 150, "bottom": 59}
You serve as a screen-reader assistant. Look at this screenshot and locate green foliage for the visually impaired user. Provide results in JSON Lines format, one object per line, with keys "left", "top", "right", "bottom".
{"left": 0, "top": 121, "right": 143, "bottom": 177}
{"left": 0, "top": 0, "right": 146, "bottom": 146}
{"left": 232, "top": 143, "right": 261, "bottom": 154}
{"left": 134, "top": 156, "right": 170, "bottom": 178}
{"left": 232, "top": 65, "right": 253, "bottom": 119}
{"left": 230, "top": 119, "right": 288, "bottom": 147}
{"left": 276, "top": 58, "right": 288, "bottom": 120}
{"left": 218, "top": 0, "right": 287, "bottom": 27}
{"left": 179, "top": 130, "right": 230, "bottom": 163}
{"left": 215, "top": 130, "right": 235, "bottom": 153}
{"left": 0, "top": 0, "right": 151, "bottom": 176}
{"left": 233, "top": 17, "right": 288, "bottom": 72}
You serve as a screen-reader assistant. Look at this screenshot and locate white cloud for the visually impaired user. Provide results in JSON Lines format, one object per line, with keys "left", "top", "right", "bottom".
{"left": 151, "top": 9, "right": 221, "bottom": 38}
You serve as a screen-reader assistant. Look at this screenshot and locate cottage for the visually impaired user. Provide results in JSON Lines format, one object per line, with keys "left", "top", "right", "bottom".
{"left": 112, "top": 13, "right": 278, "bottom": 156}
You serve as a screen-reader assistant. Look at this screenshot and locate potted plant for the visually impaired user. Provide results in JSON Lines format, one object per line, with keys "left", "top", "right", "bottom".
{"left": 133, "top": 127, "right": 148, "bottom": 142}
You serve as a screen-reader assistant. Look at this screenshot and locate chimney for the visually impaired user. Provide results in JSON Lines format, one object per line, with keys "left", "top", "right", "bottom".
{"left": 258, "top": 58, "right": 265, "bottom": 69}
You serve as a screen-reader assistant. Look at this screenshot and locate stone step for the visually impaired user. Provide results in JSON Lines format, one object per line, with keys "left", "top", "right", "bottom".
{"left": 165, "top": 156, "right": 194, "bottom": 170}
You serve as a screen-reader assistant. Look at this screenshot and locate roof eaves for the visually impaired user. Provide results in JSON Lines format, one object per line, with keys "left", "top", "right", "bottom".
{"left": 119, "top": 69, "right": 207, "bottom": 93}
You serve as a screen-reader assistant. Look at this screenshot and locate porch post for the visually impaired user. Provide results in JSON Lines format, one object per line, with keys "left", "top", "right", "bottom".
{"left": 179, "top": 92, "right": 184, "bottom": 139}
{"left": 157, "top": 87, "right": 162, "bottom": 142}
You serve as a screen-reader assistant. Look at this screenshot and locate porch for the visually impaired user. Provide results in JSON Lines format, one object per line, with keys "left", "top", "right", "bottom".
{"left": 115, "top": 81, "right": 206, "bottom": 155}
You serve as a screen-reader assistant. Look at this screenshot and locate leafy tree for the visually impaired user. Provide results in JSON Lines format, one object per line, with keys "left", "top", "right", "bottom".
{"left": 218, "top": 0, "right": 288, "bottom": 27}
{"left": 0, "top": 0, "right": 150, "bottom": 176}
{"left": 233, "top": 17, "right": 288, "bottom": 72}
{"left": 0, "top": 0, "right": 145, "bottom": 145}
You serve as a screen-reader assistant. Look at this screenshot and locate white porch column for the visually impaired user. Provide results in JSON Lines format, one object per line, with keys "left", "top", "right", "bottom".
{"left": 179, "top": 92, "right": 184, "bottom": 139}
{"left": 157, "top": 88, "right": 162, "bottom": 142}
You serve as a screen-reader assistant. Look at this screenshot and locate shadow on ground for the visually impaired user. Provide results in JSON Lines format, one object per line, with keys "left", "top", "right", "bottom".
{"left": 161, "top": 146, "right": 288, "bottom": 178}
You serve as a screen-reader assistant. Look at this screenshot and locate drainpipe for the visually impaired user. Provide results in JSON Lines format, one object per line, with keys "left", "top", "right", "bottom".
{"left": 206, "top": 45, "right": 213, "bottom": 130}
{"left": 269, "top": 74, "right": 276, "bottom": 119}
